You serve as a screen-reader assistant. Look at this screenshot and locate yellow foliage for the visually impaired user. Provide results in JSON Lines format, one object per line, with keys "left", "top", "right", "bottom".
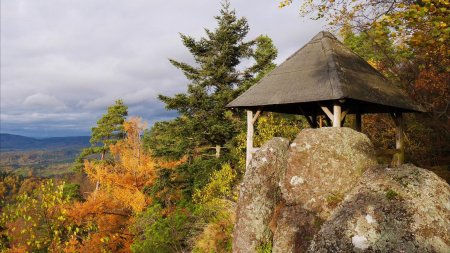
{"left": 278, "top": 0, "right": 292, "bottom": 8}
{"left": 191, "top": 164, "right": 237, "bottom": 253}
{"left": 231, "top": 112, "right": 304, "bottom": 172}
{"left": 192, "top": 210, "right": 235, "bottom": 253}
{"left": 193, "top": 164, "right": 236, "bottom": 204}
{"left": 254, "top": 113, "right": 303, "bottom": 146}
{"left": 84, "top": 117, "right": 156, "bottom": 213}
{"left": 0, "top": 180, "right": 73, "bottom": 252}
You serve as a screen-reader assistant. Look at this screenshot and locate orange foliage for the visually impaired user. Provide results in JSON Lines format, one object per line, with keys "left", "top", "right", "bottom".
{"left": 7, "top": 245, "right": 28, "bottom": 253}
{"left": 68, "top": 191, "right": 133, "bottom": 253}
{"left": 84, "top": 117, "right": 157, "bottom": 213}
{"left": 1, "top": 118, "right": 182, "bottom": 252}
{"left": 413, "top": 66, "right": 450, "bottom": 120}
{"left": 63, "top": 117, "right": 181, "bottom": 252}
{"left": 362, "top": 114, "right": 396, "bottom": 150}
{"left": 156, "top": 155, "right": 187, "bottom": 169}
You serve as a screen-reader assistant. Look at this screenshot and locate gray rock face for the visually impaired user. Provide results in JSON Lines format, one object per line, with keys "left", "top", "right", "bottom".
{"left": 309, "top": 164, "right": 450, "bottom": 253}
{"left": 233, "top": 137, "right": 290, "bottom": 253}
{"left": 233, "top": 127, "right": 450, "bottom": 253}
{"left": 271, "top": 127, "right": 377, "bottom": 253}
{"left": 281, "top": 127, "right": 377, "bottom": 220}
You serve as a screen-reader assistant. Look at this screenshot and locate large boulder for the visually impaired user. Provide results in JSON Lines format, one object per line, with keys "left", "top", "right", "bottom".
{"left": 281, "top": 127, "right": 378, "bottom": 219}
{"left": 233, "top": 127, "right": 450, "bottom": 253}
{"left": 309, "top": 164, "right": 450, "bottom": 253}
{"left": 272, "top": 127, "right": 377, "bottom": 253}
{"left": 272, "top": 205, "right": 320, "bottom": 253}
{"left": 233, "top": 137, "right": 290, "bottom": 253}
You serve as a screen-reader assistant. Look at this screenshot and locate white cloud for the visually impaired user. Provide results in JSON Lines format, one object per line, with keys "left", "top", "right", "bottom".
{"left": 1, "top": 0, "right": 326, "bottom": 137}
{"left": 1, "top": 112, "right": 90, "bottom": 124}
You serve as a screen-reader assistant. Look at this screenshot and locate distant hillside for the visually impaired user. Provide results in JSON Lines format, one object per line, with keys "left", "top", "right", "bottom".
{"left": 0, "top": 133, "right": 90, "bottom": 151}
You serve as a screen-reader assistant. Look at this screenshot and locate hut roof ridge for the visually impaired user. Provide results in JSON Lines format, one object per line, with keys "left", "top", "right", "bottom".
{"left": 227, "top": 31, "right": 425, "bottom": 113}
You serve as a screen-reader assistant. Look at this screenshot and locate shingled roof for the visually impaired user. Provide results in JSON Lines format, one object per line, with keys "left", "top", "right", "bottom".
{"left": 227, "top": 31, "right": 425, "bottom": 114}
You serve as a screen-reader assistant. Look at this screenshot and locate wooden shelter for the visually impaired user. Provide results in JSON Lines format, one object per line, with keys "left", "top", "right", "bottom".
{"left": 226, "top": 31, "right": 425, "bottom": 167}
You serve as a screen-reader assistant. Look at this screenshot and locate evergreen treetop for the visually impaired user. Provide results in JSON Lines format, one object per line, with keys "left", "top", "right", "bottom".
{"left": 90, "top": 99, "right": 128, "bottom": 150}
{"left": 158, "top": 2, "right": 277, "bottom": 148}
{"left": 74, "top": 100, "right": 128, "bottom": 170}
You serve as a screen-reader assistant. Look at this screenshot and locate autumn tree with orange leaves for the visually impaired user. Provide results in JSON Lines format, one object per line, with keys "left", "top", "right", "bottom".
{"left": 84, "top": 117, "right": 156, "bottom": 212}
{"left": 65, "top": 117, "right": 159, "bottom": 252}
{"left": 0, "top": 118, "right": 170, "bottom": 253}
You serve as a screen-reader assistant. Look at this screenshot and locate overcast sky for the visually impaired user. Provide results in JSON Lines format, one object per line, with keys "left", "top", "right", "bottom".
{"left": 1, "top": 0, "right": 326, "bottom": 137}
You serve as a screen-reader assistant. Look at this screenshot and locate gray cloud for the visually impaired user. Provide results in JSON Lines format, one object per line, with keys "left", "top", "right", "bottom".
{"left": 1, "top": 0, "right": 325, "bottom": 137}
{"left": 23, "top": 93, "right": 68, "bottom": 112}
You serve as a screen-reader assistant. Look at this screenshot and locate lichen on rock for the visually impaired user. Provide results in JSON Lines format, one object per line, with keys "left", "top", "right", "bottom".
{"left": 280, "top": 127, "right": 377, "bottom": 220}
{"left": 272, "top": 205, "right": 321, "bottom": 253}
{"left": 309, "top": 164, "right": 450, "bottom": 253}
{"left": 232, "top": 127, "right": 450, "bottom": 253}
{"left": 233, "top": 137, "right": 289, "bottom": 253}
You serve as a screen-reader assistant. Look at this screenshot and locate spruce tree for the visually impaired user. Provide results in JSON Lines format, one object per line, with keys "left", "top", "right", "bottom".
{"left": 158, "top": 2, "right": 277, "bottom": 151}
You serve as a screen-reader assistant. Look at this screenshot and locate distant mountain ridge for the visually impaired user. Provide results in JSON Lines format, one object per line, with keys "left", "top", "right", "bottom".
{"left": 0, "top": 133, "right": 90, "bottom": 151}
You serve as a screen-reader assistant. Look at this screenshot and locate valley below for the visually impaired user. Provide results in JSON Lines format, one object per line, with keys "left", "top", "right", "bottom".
{"left": 0, "top": 133, "right": 90, "bottom": 177}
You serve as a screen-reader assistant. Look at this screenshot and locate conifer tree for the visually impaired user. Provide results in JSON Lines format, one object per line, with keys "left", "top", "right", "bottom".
{"left": 89, "top": 99, "right": 128, "bottom": 159}
{"left": 158, "top": 2, "right": 277, "bottom": 151}
{"left": 74, "top": 100, "right": 128, "bottom": 170}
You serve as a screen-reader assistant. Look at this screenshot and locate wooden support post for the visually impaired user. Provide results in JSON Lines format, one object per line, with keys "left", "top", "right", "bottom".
{"left": 319, "top": 104, "right": 333, "bottom": 121}
{"left": 246, "top": 109, "right": 261, "bottom": 168}
{"left": 215, "top": 145, "right": 221, "bottom": 158}
{"left": 396, "top": 118, "right": 405, "bottom": 163}
{"left": 319, "top": 116, "right": 323, "bottom": 128}
{"left": 391, "top": 112, "right": 405, "bottom": 166}
{"left": 333, "top": 101, "right": 342, "bottom": 127}
{"left": 246, "top": 110, "right": 253, "bottom": 168}
{"left": 252, "top": 110, "right": 262, "bottom": 124}
{"left": 355, "top": 113, "right": 362, "bottom": 132}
